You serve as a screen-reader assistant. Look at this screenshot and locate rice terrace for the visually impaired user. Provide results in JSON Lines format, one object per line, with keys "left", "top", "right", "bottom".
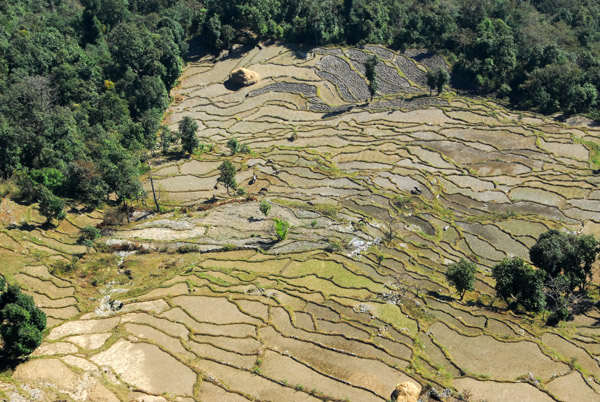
{"left": 3, "top": 41, "right": 600, "bottom": 402}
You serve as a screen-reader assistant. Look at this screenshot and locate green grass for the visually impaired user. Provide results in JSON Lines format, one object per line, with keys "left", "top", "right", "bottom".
{"left": 575, "top": 137, "right": 600, "bottom": 168}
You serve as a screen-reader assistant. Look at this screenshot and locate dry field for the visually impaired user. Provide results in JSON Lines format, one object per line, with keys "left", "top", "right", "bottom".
{"left": 2, "top": 44, "right": 600, "bottom": 402}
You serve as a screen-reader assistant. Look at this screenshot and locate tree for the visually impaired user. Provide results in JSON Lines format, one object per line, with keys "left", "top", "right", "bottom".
{"left": 427, "top": 68, "right": 450, "bottom": 95}
{"left": 160, "top": 126, "right": 175, "bottom": 155}
{"left": 37, "top": 187, "right": 66, "bottom": 226}
{"left": 492, "top": 257, "right": 546, "bottom": 313}
{"left": 530, "top": 230, "right": 599, "bottom": 291}
{"left": 426, "top": 69, "right": 437, "bottom": 96}
{"left": 436, "top": 68, "right": 450, "bottom": 95}
{"left": 179, "top": 117, "right": 199, "bottom": 155}
{"left": 365, "top": 55, "right": 379, "bottom": 101}
{"left": 0, "top": 280, "right": 46, "bottom": 359}
{"left": 530, "top": 229, "right": 572, "bottom": 279}
{"left": 259, "top": 200, "right": 271, "bottom": 218}
{"left": 575, "top": 234, "right": 599, "bottom": 291}
{"left": 446, "top": 258, "right": 476, "bottom": 300}
{"left": 217, "top": 160, "right": 237, "bottom": 195}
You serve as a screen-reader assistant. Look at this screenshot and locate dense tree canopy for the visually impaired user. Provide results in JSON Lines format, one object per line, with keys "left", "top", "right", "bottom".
{"left": 530, "top": 229, "right": 599, "bottom": 291}
{"left": 199, "top": 0, "right": 600, "bottom": 116}
{"left": 492, "top": 257, "right": 547, "bottom": 313}
{"left": 2, "top": 0, "right": 600, "bottom": 213}
{"left": 493, "top": 230, "right": 599, "bottom": 324}
{"left": 0, "top": 0, "right": 200, "bottom": 209}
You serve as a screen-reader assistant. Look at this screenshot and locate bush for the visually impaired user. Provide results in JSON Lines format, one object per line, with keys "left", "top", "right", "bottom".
{"left": 325, "top": 238, "right": 343, "bottom": 253}
{"left": 547, "top": 308, "right": 570, "bottom": 326}
{"left": 176, "top": 244, "right": 199, "bottom": 253}
{"left": 259, "top": 200, "right": 271, "bottom": 218}
{"left": 227, "top": 138, "right": 239, "bottom": 155}
{"left": 78, "top": 225, "right": 101, "bottom": 245}
{"left": 274, "top": 218, "right": 289, "bottom": 241}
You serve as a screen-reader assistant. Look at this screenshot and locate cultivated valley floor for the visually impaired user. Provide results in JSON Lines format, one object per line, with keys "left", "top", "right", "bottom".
{"left": 2, "top": 44, "right": 600, "bottom": 402}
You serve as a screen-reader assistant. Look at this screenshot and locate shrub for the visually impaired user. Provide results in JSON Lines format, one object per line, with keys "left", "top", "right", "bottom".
{"left": 227, "top": 138, "right": 239, "bottom": 155}
{"left": 274, "top": 218, "right": 289, "bottom": 241}
{"left": 259, "top": 200, "right": 271, "bottom": 218}
{"left": 78, "top": 225, "right": 101, "bottom": 245}
{"left": 326, "top": 238, "right": 342, "bottom": 253}
{"left": 547, "top": 307, "right": 570, "bottom": 326}
{"left": 176, "top": 244, "right": 199, "bottom": 253}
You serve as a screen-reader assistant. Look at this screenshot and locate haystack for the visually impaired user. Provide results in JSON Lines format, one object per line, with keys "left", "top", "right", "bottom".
{"left": 390, "top": 381, "right": 421, "bottom": 402}
{"left": 229, "top": 68, "right": 260, "bottom": 87}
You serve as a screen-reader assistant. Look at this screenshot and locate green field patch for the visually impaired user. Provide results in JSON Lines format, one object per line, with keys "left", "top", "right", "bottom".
{"left": 283, "top": 259, "right": 384, "bottom": 293}
{"left": 371, "top": 303, "right": 419, "bottom": 335}
{"left": 280, "top": 275, "right": 372, "bottom": 299}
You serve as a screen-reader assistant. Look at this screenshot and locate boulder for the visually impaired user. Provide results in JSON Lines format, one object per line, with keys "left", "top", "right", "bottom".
{"left": 390, "top": 381, "right": 421, "bottom": 402}
{"left": 228, "top": 68, "right": 260, "bottom": 87}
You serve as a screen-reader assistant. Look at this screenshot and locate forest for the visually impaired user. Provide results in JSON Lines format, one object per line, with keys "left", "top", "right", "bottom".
{"left": 1, "top": 0, "right": 599, "bottom": 209}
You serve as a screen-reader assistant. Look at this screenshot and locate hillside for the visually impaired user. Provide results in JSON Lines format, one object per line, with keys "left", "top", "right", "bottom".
{"left": 2, "top": 44, "right": 600, "bottom": 402}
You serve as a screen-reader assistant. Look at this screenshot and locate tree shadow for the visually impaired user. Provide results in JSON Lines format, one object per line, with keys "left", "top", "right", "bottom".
{"left": 164, "top": 150, "right": 188, "bottom": 162}
{"left": 426, "top": 290, "right": 454, "bottom": 302}
{"left": 465, "top": 299, "right": 502, "bottom": 313}
{"left": 257, "top": 239, "right": 279, "bottom": 251}
{"left": 6, "top": 222, "right": 38, "bottom": 231}
{"left": 0, "top": 353, "right": 25, "bottom": 372}
{"left": 321, "top": 105, "right": 355, "bottom": 119}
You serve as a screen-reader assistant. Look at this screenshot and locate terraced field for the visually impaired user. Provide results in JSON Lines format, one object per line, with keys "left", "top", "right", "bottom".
{"left": 3, "top": 44, "right": 600, "bottom": 402}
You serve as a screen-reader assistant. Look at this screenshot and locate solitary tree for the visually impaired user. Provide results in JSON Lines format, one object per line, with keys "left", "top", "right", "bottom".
{"left": 446, "top": 258, "right": 476, "bottom": 300}
{"left": 365, "top": 55, "right": 379, "bottom": 101}
{"left": 259, "top": 200, "right": 271, "bottom": 218}
{"left": 217, "top": 160, "right": 237, "bottom": 195}
{"left": 0, "top": 278, "right": 46, "bottom": 359}
{"left": 178, "top": 116, "right": 199, "bottom": 155}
